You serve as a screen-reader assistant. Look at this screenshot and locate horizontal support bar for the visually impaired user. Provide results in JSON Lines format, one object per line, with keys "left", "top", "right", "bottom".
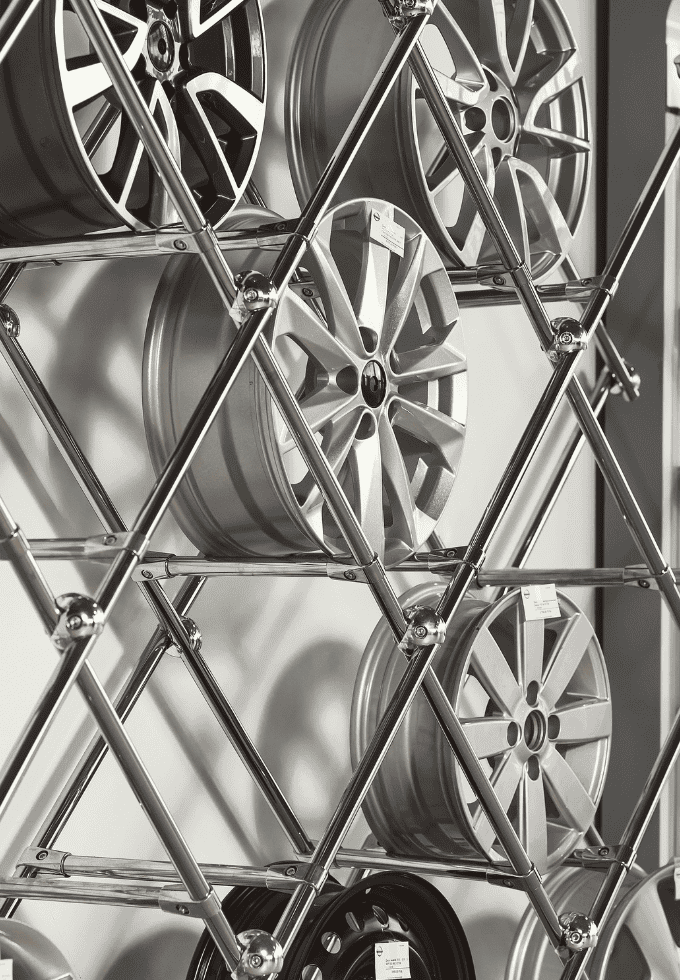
{"left": 0, "top": 220, "right": 299, "bottom": 267}
{"left": 295, "top": 845, "right": 523, "bottom": 889}
{"left": 18, "top": 849, "right": 305, "bottom": 891}
{"left": 0, "top": 876, "right": 178, "bottom": 909}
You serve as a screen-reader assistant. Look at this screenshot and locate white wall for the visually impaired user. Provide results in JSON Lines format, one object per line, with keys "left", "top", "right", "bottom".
{"left": 0, "top": 0, "right": 598, "bottom": 977}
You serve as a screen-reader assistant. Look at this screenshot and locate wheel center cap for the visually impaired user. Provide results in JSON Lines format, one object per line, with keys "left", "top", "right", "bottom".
{"left": 147, "top": 21, "right": 175, "bottom": 72}
{"left": 361, "top": 360, "right": 387, "bottom": 408}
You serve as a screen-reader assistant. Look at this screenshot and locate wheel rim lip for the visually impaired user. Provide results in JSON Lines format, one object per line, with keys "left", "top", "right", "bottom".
{"left": 144, "top": 198, "right": 467, "bottom": 565}
{"left": 350, "top": 586, "right": 610, "bottom": 868}
{"left": 53, "top": 0, "right": 266, "bottom": 232}
{"left": 286, "top": 0, "right": 591, "bottom": 283}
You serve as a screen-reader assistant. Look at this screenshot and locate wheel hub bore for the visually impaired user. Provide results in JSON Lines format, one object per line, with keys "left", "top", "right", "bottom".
{"left": 361, "top": 360, "right": 387, "bottom": 408}
{"left": 523, "top": 709, "right": 547, "bottom": 752}
{"left": 147, "top": 20, "right": 175, "bottom": 73}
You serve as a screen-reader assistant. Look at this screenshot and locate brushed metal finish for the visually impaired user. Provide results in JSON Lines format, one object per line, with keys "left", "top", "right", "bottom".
{"left": 0, "top": 0, "right": 265, "bottom": 240}
{"left": 144, "top": 199, "right": 467, "bottom": 566}
{"left": 505, "top": 865, "right": 645, "bottom": 980}
{"left": 351, "top": 584, "right": 611, "bottom": 872}
{"left": 286, "top": 0, "right": 590, "bottom": 281}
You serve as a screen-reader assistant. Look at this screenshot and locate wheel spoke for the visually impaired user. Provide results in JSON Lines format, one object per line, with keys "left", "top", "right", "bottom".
{"left": 278, "top": 290, "right": 360, "bottom": 372}
{"left": 356, "top": 207, "right": 392, "bottom": 340}
{"left": 626, "top": 887, "right": 680, "bottom": 980}
{"left": 469, "top": 627, "right": 523, "bottom": 715}
{"left": 449, "top": 144, "right": 496, "bottom": 268}
{"left": 182, "top": 0, "right": 249, "bottom": 40}
{"left": 493, "top": 159, "right": 530, "bottom": 266}
{"left": 311, "top": 234, "right": 366, "bottom": 358}
{"left": 541, "top": 746, "right": 596, "bottom": 832}
{"left": 379, "top": 233, "right": 427, "bottom": 355}
{"left": 479, "top": 0, "right": 535, "bottom": 86}
{"left": 65, "top": 0, "right": 147, "bottom": 109}
{"left": 507, "top": 159, "right": 573, "bottom": 262}
{"left": 418, "top": 2, "right": 489, "bottom": 107}
{"left": 390, "top": 343, "right": 466, "bottom": 384}
{"left": 523, "top": 48, "right": 586, "bottom": 144}
{"left": 148, "top": 84, "right": 181, "bottom": 226}
{"left": 389, "top": 399, "right": 465, "bottom": 463}
{"left": 349, "top": 421, "right": 386, "bottom": 561}
{"left": 472, "top": 753, "right": 523, "bottom": 852}
{"left": 540, "top": 612, "right": 595, "bottom": 710}
{"left": 378, "top": 415, "right": 418, "bottom": 553}
{"left": 553, "top": 699, "right": 612, "bottom": 744}
{"left": 515, "top": 605, "right": 544, "bottom": 694}
{"left": 301, "top": 408, "right": 365, "bottom": 518}
{"left": 519, "top": 771, "right": 548, "bottom": 873}
{"left": 279, "top": 388, "right": 358, "bottom": 453}
{"left": 461, "top": 716, "right": 513, "bottom": 758}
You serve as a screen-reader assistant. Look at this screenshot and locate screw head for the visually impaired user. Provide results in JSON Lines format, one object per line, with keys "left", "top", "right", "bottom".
{"left": 570, "top": 932, "right": 582, "bottom": 945}
{"left": 639, "top": 579, "right": 650, "bottom": 589}
{"left": 36, "top": 850, "right": 49, "bottom": 861}
{"left": 103, "top": 535, "right": 116, "bottom": 546}
{"left": 249, "top": 954, "right": 263, "bottom": 969}
{"left": 581, "top": 278, "right": 592, "bottom": 285}
{"left": 285, "top": 865, "right": 297, "bottom": 877}
{"left": 302, "top": 287, "right": 314, "bottom": 297}
{"left": 598, "top": 847, "right": 609, "bottom": 856}
{"left": 344, "top": 570, "right": 357, "bottom": 581}
{"left": 176, "top": 904, "right": 190, "bottom": 915}
{"left": 414, "top": 625, "right": 428, "bottom": 638}
{"left": 174, "top": 239, "right": 188, "bottom": 251}
{"left": 493, "top": 275, "right": 505, "bottom": 286}
{"left": 559, "top": 331, "right": 574, "bottom": 345}
{"left": 141, "top": 569, "right": 153, "bottom": 579}
{"left": 66, "top": 614, "right": 83, "bottom": 631}
{"left": 243, "top": 288, "right": 259, "bottom": 304}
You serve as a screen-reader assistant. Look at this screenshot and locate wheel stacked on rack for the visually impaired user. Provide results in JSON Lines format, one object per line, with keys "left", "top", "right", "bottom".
{"left": 0, "top": 0, "right": 266, "bottom": 240}
{"left": 352, "top": 585, "right": 611, "bottom": 873}
{"left": 287, "top": 0, "right": 590, "bottom": 279}
{"left": 187, "top": 872, "right": 476, "bottom": 980}
{"left": 143, "top": 198, "right": 468, "bottom": 566}
{"left": 0, "top": 918, "right": 77, "bottom": 979}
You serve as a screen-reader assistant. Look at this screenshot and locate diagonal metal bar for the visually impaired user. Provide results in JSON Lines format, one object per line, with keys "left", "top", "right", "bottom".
{"left": 0, "top": 0, "right": 40, "bottom": 66}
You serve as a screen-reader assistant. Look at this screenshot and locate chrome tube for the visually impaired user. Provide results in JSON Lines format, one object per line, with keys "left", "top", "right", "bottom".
{"left": 18, "top": 850, "right": 305, "bottom": 891}
{"left": 0, "top": 263, "right": 24, "bottom": 303}
{"left": 0, "top": 878, "right": 167, "bottom": 908}
{"left": 0, "top": 0, "right": 39, "bottom": 65}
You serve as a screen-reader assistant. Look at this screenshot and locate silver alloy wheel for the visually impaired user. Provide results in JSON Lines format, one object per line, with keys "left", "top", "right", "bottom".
{"left": 351, "top": 585, "right": 611, "bottom": 872}
{"left": 505, "top": 865, "right": 646, "bottom": 980}
{"left": 0, "top": 0, "right": 265, "bottom": 240}
{"left": 0, "top": 917, "right": 77, "bottom": 980}
{"left": 286, "top": 0, "right": 590, "bottom": 280}
{"left": 143, "top": 200, "right": 467, "bottom": 565}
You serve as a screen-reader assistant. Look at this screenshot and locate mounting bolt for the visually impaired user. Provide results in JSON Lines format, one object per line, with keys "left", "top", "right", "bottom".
{"left": 285, "top": 866, "right": 297, "bottom": 877}
{"left": 344, "top": 570, "right": 357, "bottom": 581}
{"left": 400, "top": 605, "right": 447, "bottom": 653}
{"left": 53, "top": 593, "right": 105, "bottom": 650}
{"left": 141, "top": 569, "right": 154, "bottom": 579}
{"left": 302, "top": 287, "right": 314, "bottom": 297}
{"left": 165, "top": 616, "right": 202, "bottom": 659}
{"left": 176, "top": 904, "right": 190, "bottom": 915}
{"left": 174, "top": 239, "right": 188, "bottom": 251}
{"left": 639, "top": 579, "right": 650, "bottom": 589}
{"left": 249, "top": 955, "right": 263, "bottom": 969}
{"left": 243, "top": 288, "right": 259, "bottom": 304}
{"left": 598, "top": 847, "right": 609, "bottom": 856}
{"left": 559, "top": 911, "right": 598, "bottom": 951}
{"left": 548, "top": 317, "right": 587, "bottom": 362}
{"left": 0, "top": 304, "right": 20, "bottom": 339}
{"left": 235, "top": 271, "right": 277, "bottom": 313}
{"left": 235, "top": 929, "right": 284, "bottom": 978}
{"left": 493, "top": 276, "right": 506, "bottom": 286}
{"left": 36, "top": 850, "right": 49, "bottom": 861}
{"left": 103, "top": 535, "right": 117, "bottom": 546}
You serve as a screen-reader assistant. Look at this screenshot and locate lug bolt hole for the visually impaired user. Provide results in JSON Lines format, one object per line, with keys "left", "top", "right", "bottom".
{"left": 548, "top": 715, "right": 561, "bottom": 740}
{"left": 464, "top": 106, "right": 486, "bottom": 132}
{"left": 507, "top": 721, "right": 520, "bottom": 747}
{"left": 526, "top": 680, "right": 540, "bottom": 706}
{"left": 527, "top": 755, "right": 541, "bottom": 780}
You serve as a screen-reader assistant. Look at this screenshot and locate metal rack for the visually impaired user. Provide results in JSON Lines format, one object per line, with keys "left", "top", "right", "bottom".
{"left": 0, "top": 0, "right": 678, "bottom": 977}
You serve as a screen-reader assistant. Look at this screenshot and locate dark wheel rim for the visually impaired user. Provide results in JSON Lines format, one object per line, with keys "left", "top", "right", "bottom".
{"left": 0, "top": 0, "right": 265, "bottom": 241}
{"left": 186, "top": 873, "right": 475, "bottom": 980}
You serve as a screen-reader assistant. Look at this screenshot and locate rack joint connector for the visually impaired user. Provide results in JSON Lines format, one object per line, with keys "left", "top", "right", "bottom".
{"left": 547, "top": 317, "right": 587, "bottom": 362}
{"left": 400, "top": 605, "right": 446, "bottom": 654}
{"left": 559, "top": 911, "right": 598, "bottom": 952}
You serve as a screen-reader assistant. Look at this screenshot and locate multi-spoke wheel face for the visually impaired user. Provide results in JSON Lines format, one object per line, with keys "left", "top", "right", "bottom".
{"left": 505, "top": 866, "right": 645, "bottom": 980}
{"left": 351, "top": 585, "right": 610, "bottom": 872}
{"left": 144, "top": 200, "right": 467, "bottom": 565}
{"left": 287, "top": 0, "right": 589, "bottom": 280}
{"left": 0, "top": 0, "right": 265, "bottom": 240}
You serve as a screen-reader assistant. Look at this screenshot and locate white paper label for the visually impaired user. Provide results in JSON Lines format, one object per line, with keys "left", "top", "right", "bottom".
{"left": 674, "top": 863, "right": 680, "bottom": 899}
{"left": 521, "top": 584, "right": 560, "bottom": 621}
{"left": 0, "top": 960, "right": 13, "bottom": 980}
{"left": 369, "top": 209, "right": 405, "bottom": 257}
{"left": 375, "top": 941, "right": 410, "bottom": 980}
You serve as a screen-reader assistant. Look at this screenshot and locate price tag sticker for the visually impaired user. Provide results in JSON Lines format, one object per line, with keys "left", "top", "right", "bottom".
{"left": 0, "top": 959, "right": 13, "bottom": 980}
{"left": 521, "top": 584, "right": 560, "bottom": 621}
{"left": 674, "top": 862, "right": 680, "bottom": 899}
{"left": 375, "top": 941, "right": 410, "bottom": 980}
{"left": 369, "top": 209, "right": 405, "bottom": 257}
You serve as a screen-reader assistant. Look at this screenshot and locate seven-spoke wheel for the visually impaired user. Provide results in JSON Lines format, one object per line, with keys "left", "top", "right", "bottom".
{"left": 351, "top": 585, "right": 611, "bottom": 872}
{"left": 287, "top": 0, "right": 590, "bottom": 279}
{"left": 0, "top": 0, "right": 265, "bottom": 240}
{"left": 143, "top": 199, "right": 467, "bottom": 566}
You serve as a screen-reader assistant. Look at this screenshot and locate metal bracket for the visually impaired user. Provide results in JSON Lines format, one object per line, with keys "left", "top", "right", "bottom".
{"left": 479, "top": 273, "right": 619, "bottom": 302}
{"left": 133, "top": 557, "right": 173, "bottom": 581}
{"left": 610, "top": 362, "right": 641, "bottom": 399}
{"left": 26, "top": 531, "right": 150, "bottom": 562}
{"left": 235, "top": 270, "right": 278, "bottom": 312}
{"left": 325, "top": 562, "right": 369, "bottom": 584}
{"left": 164, "top": 616, "right": 202, "bottom": 659}
{"left": 17, "top": 847, "right": 71, "bottom": 876}
{"left": 399, "top": 605, "right": 447, "bottom": 653}
{"left": 0, "top": 303, "right": 20, "bottom": 338}
{"left": 155, "top": 224, "right": 219, "bottom": 255}
{"left": 158, "top": 886, "right": 223, "bottom": 919}
{"left": 572, "top": 843, "right": 637, "bottom": 870}
{"left": 390, "top": 0, "right": 434, "bottom": 29}
{"left": 52, "top": 593, "right": 105, "bottom": 650}
{"left": 559, "top": 911, "right": 598, "bottom": 952}
{"left": 547, "top": 317, "right": 588, "bottom": 363}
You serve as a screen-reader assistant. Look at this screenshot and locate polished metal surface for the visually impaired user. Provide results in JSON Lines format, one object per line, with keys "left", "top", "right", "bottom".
{"left": 352, "top": 584, "right": 611, "bottom": 874}
{"left": 505, "top": 865, "right": 645, "bottom": 980}
{"left": 0, "top": 0, "right": 266, "bottom": 239}
{"left": 287, "top": 0, "right": 590, "bottom": 280}
{"left": 0, "top": 917, "right": 76, "bottom": 980}
{"left": 144, "top": 199, "right": 467, "bottom": 566}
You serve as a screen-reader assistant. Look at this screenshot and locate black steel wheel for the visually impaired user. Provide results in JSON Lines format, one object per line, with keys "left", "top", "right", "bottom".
{"left": 0, "top": 0, "right": 265, "bottom": 241}
{"left": 187, "top": 873, "right": 475, "bottom": 980}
